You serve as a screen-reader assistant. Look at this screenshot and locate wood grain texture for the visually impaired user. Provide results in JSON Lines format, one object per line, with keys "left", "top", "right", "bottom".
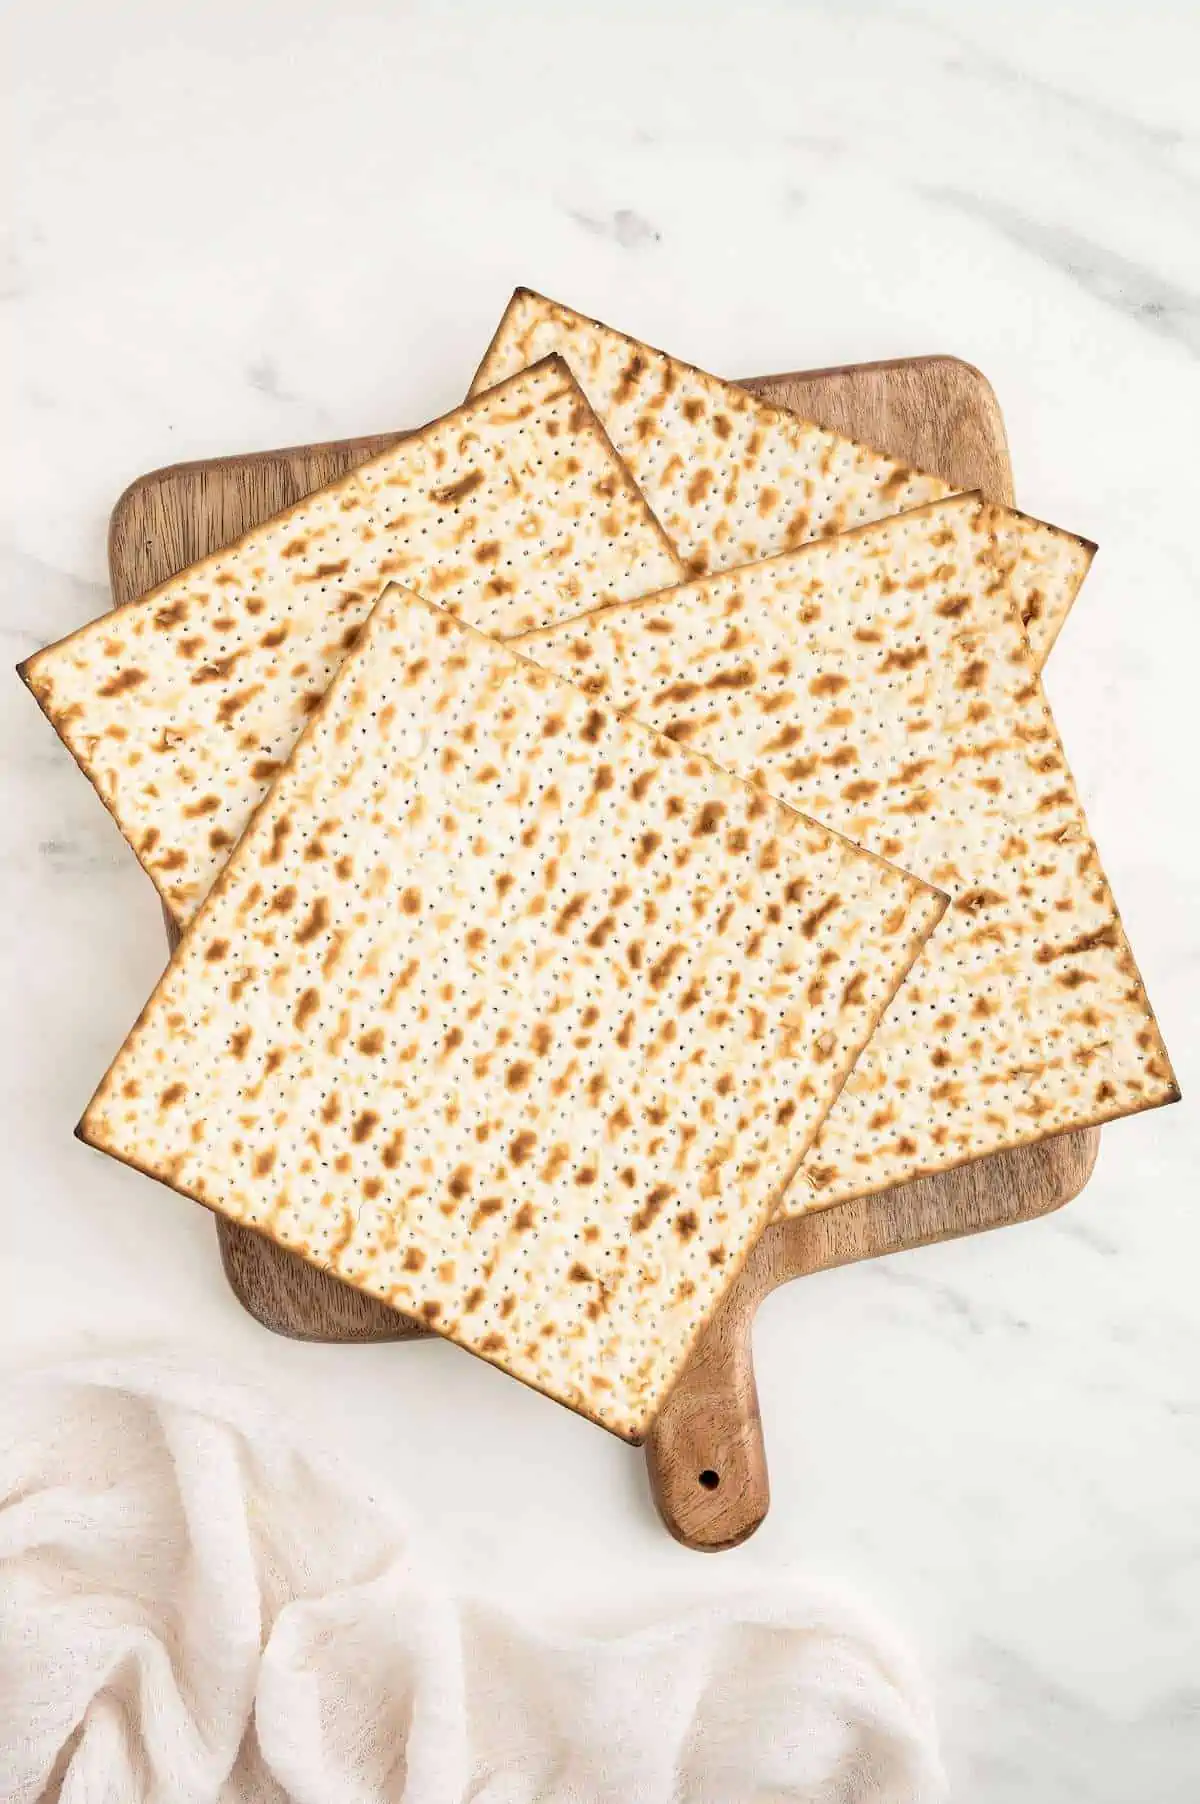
{"left": 108, "top": 355, "right": 1098, "bottom": 1541}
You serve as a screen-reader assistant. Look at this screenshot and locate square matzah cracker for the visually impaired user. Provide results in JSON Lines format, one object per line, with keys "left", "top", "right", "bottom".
{"left": 79, "top": 587, "right": 946, "bottom": 1439}
{"left": 471, "top": 290, "right": 1094, "bottom": 664}
{"left": 20, "top": 355, "right": 682, "bottom": 927}
{"left": 519, "top": 494, "right": 1178, "bottom": 1213}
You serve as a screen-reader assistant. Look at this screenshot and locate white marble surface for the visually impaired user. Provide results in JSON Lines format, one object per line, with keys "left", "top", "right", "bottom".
{"left": 4, "top": 1, "right": 1198, "bottom": 1795}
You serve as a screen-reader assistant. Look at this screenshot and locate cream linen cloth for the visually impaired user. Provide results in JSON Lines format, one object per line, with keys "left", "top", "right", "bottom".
{"left": 0, "top": 1360, "right": 944, "bottom": 1803}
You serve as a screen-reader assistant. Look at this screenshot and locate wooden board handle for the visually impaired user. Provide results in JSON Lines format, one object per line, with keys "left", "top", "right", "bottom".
{"left": 644, "top": 1133, "right": 1102, "bottom": 1549}
{"left": 645, "top": 1253, "right": 771, "bottom": 1550}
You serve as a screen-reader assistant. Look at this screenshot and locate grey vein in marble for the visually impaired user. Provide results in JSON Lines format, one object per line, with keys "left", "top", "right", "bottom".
{"left": 36, "top": 836, "right": 126, "bottom": 878}
{"left": 1051, "top": 1212, "right": 1120, "bottom": 1258}
{"left": 940, "top": 42, "right": 1185, "bottom": 156}
{"left": 895, "top": 0, "right": 1195, "bottom": 167}
{"left": 921, "top": 188, "right": 1200, "bottom": 358}
{"left": 566, "top": 207, "right": 662, "bottom": 249}
{"left": 960, "top": 1640, "right": 1200, "bottom": 1804}
{"left": 869, "top": 1263, "right": 1032, "bottom": 1338}
{"left": 1, "top": 553, "right": 110, "bottom": 659}
{"left": 246, "top": 356, "right": 300, "bottom": 403}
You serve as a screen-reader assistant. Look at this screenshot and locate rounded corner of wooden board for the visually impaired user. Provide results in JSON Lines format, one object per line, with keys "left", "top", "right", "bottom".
{"left": 741, "top": 355, "right": 1012, "bottom": 505}
{"left": 923, "top": 351, "right": 1004, "bottom": 401}
{"left": 217, "top": 1219, "right": 423, "bottom": 1342}
{"left": 109, "top": 463, "right": 171, "bottom": 536}
{"left": 1048, "top": 1121, "right": 1103, "bottom": 1208}
{"left": 750, "top": 351, "right": 999, "bottom": 396}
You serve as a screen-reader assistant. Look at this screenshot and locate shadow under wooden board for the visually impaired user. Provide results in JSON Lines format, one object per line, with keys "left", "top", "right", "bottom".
{"left": 108, "top": 353, "right": 1100, "bottom": 1550}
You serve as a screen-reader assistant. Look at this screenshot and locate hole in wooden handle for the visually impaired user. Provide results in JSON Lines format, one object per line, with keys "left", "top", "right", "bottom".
{"left": 698, "top": 1468, "right": 720, "bottom": 1490}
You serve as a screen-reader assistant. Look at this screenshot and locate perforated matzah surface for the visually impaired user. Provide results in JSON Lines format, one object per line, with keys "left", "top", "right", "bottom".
{"left": 79, "top": 586, "right": 947, "bottom": 1439}
{"left": 20, "top": 357, "right": 682, "bottom": 926}
{"left": 520, "top": 494, "right": 1177, "bottom": 1211}
{"left": 470, "top": 290, "right": 1094, "bottom": 664}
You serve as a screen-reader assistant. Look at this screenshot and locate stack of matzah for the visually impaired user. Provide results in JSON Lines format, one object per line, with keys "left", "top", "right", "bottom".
{"left": 19, "top": 290, "right": 1177, "bottom": 1444}
{"left": 521, "top": 492, "right": 1177, "bottom": 1207}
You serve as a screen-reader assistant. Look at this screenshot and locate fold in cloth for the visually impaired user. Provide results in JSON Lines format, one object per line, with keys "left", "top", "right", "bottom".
{"left": 0, "top": 1360, "right": 945, "bottom": 1803}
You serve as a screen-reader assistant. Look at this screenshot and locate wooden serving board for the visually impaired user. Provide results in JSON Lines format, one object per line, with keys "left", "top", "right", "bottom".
{"left": 108, "top": 354, "right": 1100, "bottom": 1548}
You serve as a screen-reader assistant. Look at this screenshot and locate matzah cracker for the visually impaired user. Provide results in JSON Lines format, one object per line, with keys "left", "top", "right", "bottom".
{"left": 470, "top": 290, "right": 1095, "bottom": 664}
{"left": 519, "top": 494, "right": 1177, "bottom": 1213}
{"left": 20, "top": 356, "right": 682, "bottom": 927}
{"left": 78, "top": 586, "right": 946, "bottom": 1440}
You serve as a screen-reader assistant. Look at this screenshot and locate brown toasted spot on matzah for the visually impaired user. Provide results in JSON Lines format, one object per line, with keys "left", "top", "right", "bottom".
{"left": 98, "top": 667, "right": 146, "bottom": 698}
{"left": 508, "top": 1129, "right": 537, "bottom": 1167}
{"left": 294, "top": 988, "right": 319, "bottom": 1030}
{"left": 554, "top": 893, "right": 587, "bottom": 934}
{"left": 631, "top": 1184, "right": 673, "bottom": 1233}
{"left": 520, "top": 493, "right": 1174, "bottom": 1216}
{"left": 295, "top": 897, "right": 329, "bottom": 944}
